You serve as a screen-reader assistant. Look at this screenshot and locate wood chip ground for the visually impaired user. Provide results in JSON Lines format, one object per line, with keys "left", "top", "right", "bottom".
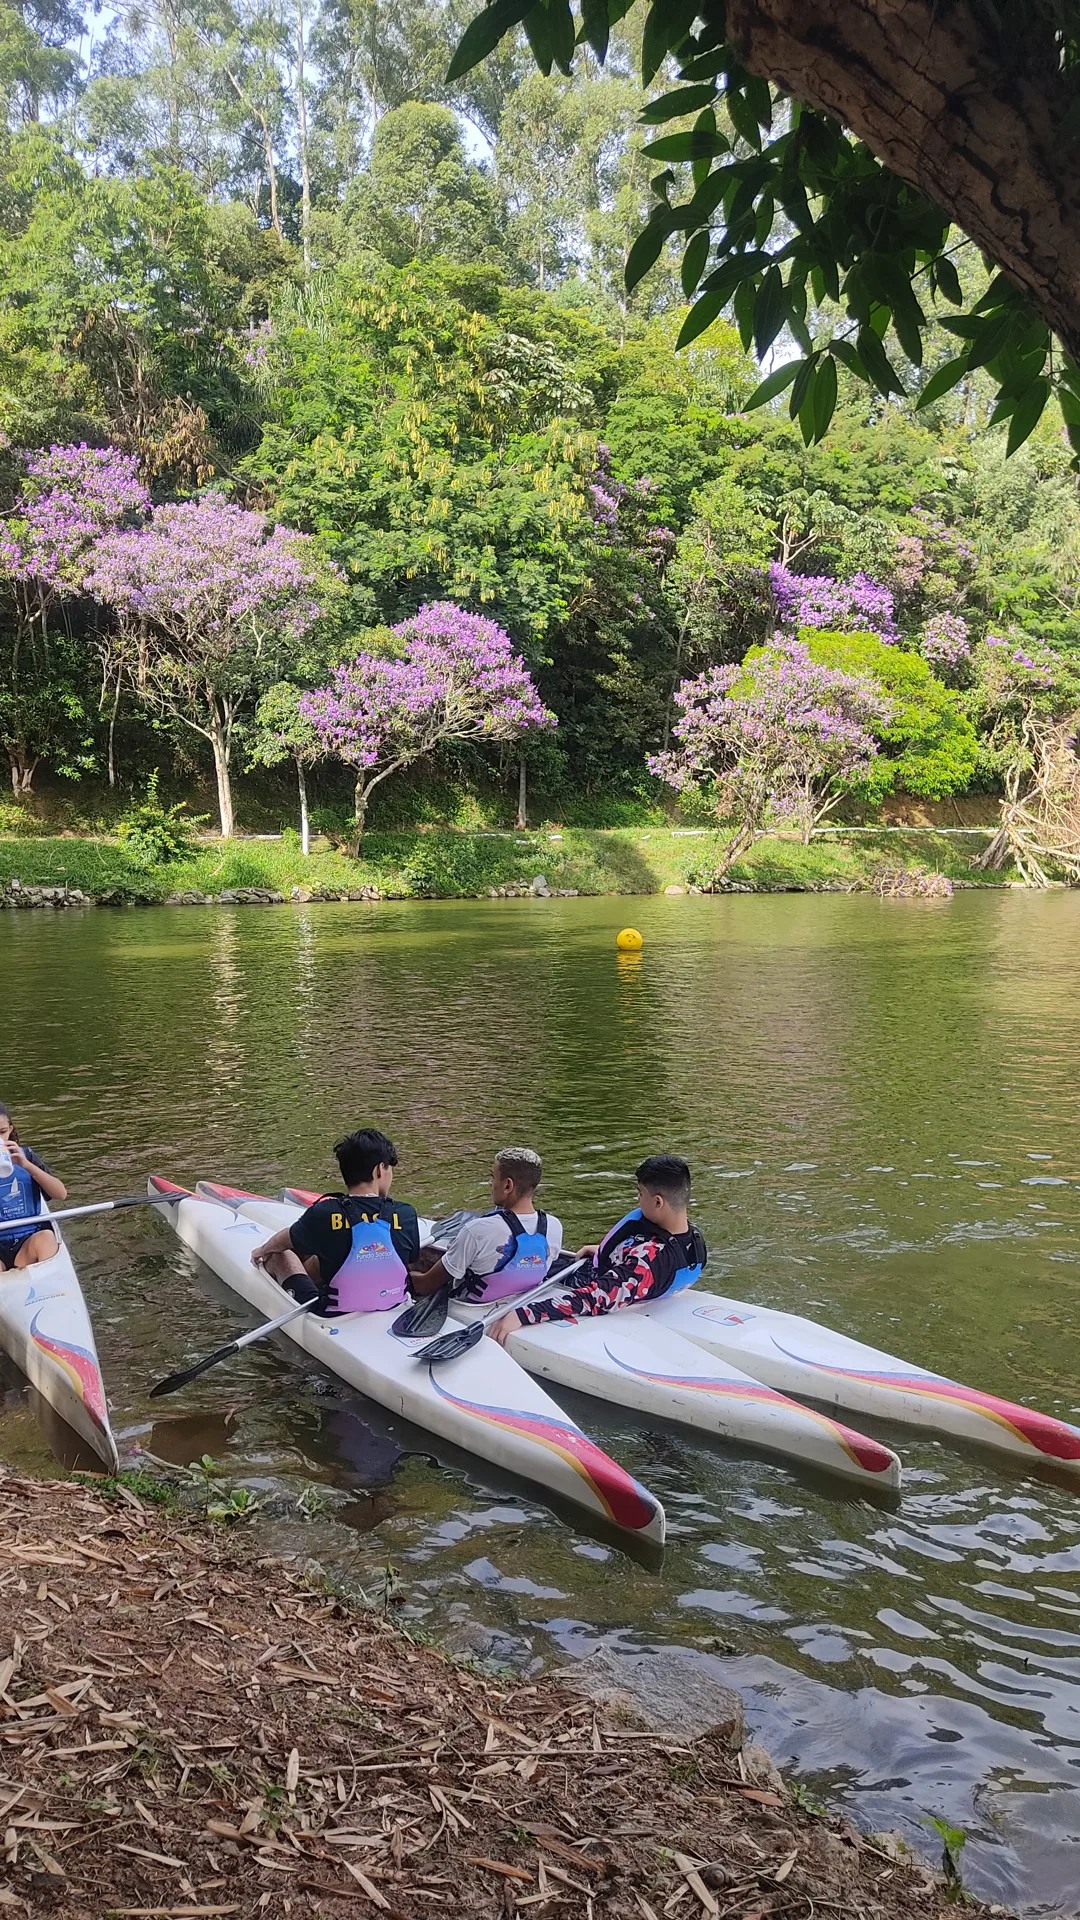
{"left": 0, "top": 1472, "right": 996, "bottom": 1920}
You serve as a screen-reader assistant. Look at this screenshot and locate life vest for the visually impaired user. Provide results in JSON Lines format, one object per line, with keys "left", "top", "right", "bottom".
{"left": 326, "top": 1201, "right": 409, "bottom": 1315}
{"left": 595, "top": 1207, "right": 706, "bottom": 1297}
{"left": 0, "top": 1157, "right": 39, "bottom": 1231}
{"left": 469, "top": 1209, "right": 551, "bottom": 1304}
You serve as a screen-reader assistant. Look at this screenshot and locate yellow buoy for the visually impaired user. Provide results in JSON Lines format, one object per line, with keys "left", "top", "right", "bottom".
{"left": 616, "top": 927, "right": 643, "bottom": 951}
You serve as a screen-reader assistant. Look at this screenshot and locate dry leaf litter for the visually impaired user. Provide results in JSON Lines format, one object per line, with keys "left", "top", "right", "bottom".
{"left": 0, "top": 1471, "right": 999, "bottom": 1920}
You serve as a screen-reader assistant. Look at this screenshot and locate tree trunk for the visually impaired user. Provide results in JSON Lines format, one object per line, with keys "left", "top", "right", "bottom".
{"left": 295, "top": 0, "right": 313, "bottom": 277}
{"left": 353, "top": 774, "right": 369, "bottom": 851}
{"left": 107, "top": 674, "right": 121, "bottom": 791}
{"left": 297, "top": 757, "right": 310, "bottom": 857}
{"left": 8, "top": 749, "right": 37, "bottom": 796}
{"left": 727, "top": 0, "right": 1080, "bottom": 363}
{"left": 208, "top": 714, "right": 235, "bottom": 839}
{"left": 516, "top": 754, "right": 527, "bottom": 829}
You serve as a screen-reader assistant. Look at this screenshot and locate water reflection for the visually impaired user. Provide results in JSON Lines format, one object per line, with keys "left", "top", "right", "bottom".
{"left": 4, "top": 893, "right": 1080, "bottom": 1910}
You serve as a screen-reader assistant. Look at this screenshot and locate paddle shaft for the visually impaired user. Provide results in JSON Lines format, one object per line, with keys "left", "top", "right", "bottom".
{"left": 0, "top": 1192, "right": 175, "bottom": 1237}
{"left": 149, "top": 1298, "right": 313, "bottom": 1397}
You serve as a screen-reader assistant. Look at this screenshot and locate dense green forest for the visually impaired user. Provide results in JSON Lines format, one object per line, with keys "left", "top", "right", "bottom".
{"left": 2, "top": 0, "right": 1080, "bottom": 850}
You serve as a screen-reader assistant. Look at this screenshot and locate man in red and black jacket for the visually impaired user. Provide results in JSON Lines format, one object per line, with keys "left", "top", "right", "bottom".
{"left": 489, "top": 1154, "right": 707, "bottom": 1345}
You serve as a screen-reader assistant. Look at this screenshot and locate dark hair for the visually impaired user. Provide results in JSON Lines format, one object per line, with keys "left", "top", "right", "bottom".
{"left": 636, "top": 1154, "right": 691, "bottom": 1205}
{"left": 334, "top": 1128, "right": 399, "bottom": 1186}
{"left": 495, "top": 1146, "right": 543, "bottom": 1195}
{"left": 0, "top": 1103, "right": 18, "bottom": 1142}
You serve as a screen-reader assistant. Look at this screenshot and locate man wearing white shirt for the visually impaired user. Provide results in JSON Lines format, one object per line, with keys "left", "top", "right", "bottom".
{"left": 410, "top": 1147, "right": 563, "bottom": 1303}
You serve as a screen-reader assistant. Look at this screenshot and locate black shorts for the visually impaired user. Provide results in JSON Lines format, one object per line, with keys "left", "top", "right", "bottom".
{"left": 0, "top": 1228, "right": 41, "bottom": 1269}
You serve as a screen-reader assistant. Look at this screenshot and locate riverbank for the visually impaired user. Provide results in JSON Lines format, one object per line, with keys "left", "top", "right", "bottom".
{"left": 0, "top": 1468, "right": 993, "bottom": 1920}
{"left": 0, "top": 825, "right": 1008, "bottom": 905}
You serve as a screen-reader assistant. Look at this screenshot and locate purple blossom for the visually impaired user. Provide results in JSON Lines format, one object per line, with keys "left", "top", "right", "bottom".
{"left": 769, "top": 563, "right": 898, "bottom": 643}
{"left": 921, "top": 612, "right": 971, "bottom": 677}
{"left": 650, "top": 637, "right": 891, "bottom": 841}
{"left": 891, "top": 532, "right": 926, "bottom": 593}
{"left": 0, "top": 444, "right": 149, "bottom": 591}
{"left": 88, "top": 493, "right": 326, "bottom": 651}
{"left": 301, "top": 602, "right": 554, "bottom": 826}
{"left": 910, "top": 508, "right": 977, "bottom": 570}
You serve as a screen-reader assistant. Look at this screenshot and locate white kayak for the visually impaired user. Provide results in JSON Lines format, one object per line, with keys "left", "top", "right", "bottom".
{"left": 282, "top": 1190, "right": 900, "bottom": 1493}
{"left": 0, "top": 1207, "right": 118, "bottom": 1470}
{"left": 148, "top": 1179, "right": 666, "bottom": 1546}
{"left": 645, "top": 1288, "right": 1080, "bottom": 1479}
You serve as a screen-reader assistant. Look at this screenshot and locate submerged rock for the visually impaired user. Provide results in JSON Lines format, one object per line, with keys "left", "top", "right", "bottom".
{"left": 561, "top": 1644, "right": 745, "bottom": 1745}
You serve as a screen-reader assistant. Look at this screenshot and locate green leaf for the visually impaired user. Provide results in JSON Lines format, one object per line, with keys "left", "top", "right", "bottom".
{"left": 829, "top": 337, "right": 865, "bottom": 380}
{"left": 1005, "top": 377, "right": 1050, "bottom": 455}
{"left": 964, "top": 308, "right": 1019, "bottom": 370}
{"left": 1058, "top": 386, "right": 1080, "bottom": 427}
{"left": 522, "top": 1, "right": 553, "bottom": 73}
{"left": 856, "top": 326, "right": 905, "bottom": 398}
{"left": 700, "top": 252, "right": 769, "bottom": 305}
{"left": 727, "top": 86, "right": 763, "bottom": 151}
{"left": 933, "top": 256, "right": 964, "bottom": 306}
{"left": 545, "top": 0, "right": 577, "bottom": 75}
{"left": 680, "top": 230, "right": 710, "bottom": 298}
{"left": 811, "top": 354, "right": 838, "bottom": 441}
{"left": 641, "top": 84, "right": 718, "bottom": 123}
{"left": 788, "top": 352, "right": 819, "bottom": 419}
{"left": 580, "top": 0, "right": 610, "bottom": 59}
{"left": 643, "top": 128, "right": 730, "bottom": 163}
{"left": 641, "top": 0, "right": 698, "bottom": 82}
{"left": 676, "top": 292, "right": 723, "bottom": 349}
{"left": 624, "top": 214, "right": 673, "bottom": 291}
{"left": 753, "top": 264, "right": 786, "bottom": 359}
{"left": 915, "top": 355, "right": 969, "bottom": 409}
{"left": 743, "top": 359, "right": 800, "bottom": 410}
{"left": 447, "top": 0, "right": 535, "bottom": 80}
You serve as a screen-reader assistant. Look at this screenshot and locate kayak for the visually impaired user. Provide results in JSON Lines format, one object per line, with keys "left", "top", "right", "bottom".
{"left": 148, "top": 1179, "right": 666, "bottom": 1546}
{"left": 282, "top": 1191, "right": 901, "bottom": 1493}
{"left": 0, "top": 1207, "right": 118, "bottom": 1470}
{"left": 644, "top": 1287, "right": 1080, "bottom": 1478}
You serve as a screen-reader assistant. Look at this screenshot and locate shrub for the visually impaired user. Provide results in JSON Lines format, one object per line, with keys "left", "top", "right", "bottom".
{"left": 117, "top": 773, "right": 208, "bottom": 867}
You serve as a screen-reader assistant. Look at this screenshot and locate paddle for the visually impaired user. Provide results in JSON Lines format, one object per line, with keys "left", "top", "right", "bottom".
{"left": 0, "top": 1191, "right": 178, "bottom": 1238}
{"left": 149, "top": 1298, "right": 314, "bottom": 1397}
{"left": 415, "top": 1258, "right": 587, "bottom": 1365}
{"left": 391, "top": 1283, "right": 451, "bottom": 1339}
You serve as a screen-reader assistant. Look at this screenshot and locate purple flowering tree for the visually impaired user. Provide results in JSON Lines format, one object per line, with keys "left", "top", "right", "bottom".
{"left": 0, "top": 445, "right": 149, "bottom": 793}
{"left": 650, "top": 638, "right": 891, "bottom": 875}
{"left": 920, "top": 613, "right": 972, "bottom": 683}
{"left": 769, "top": 562, "right": 898, "bottom": 644}
{"left": 89, "top": 495, "right": 330, "bottom": 838}
{"left": 301, "top": 603, "right": 555, "bottom": 846}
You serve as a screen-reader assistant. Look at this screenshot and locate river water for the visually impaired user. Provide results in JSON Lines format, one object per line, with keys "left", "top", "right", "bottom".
{"left": 3, "top": 890, "right": 1080, "bottom": 1912}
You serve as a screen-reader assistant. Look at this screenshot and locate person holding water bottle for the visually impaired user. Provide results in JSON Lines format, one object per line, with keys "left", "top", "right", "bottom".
{"left": 0, "top": 1102, "right": 67, "bottom": 1270}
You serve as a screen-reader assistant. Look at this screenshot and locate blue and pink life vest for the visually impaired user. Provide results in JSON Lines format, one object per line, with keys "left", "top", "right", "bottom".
{"left": 327, "top": 1203, "right": 410, "bottom": 1315}
{"left": 470, "top": 1209, "right": 551, "bottom": 1304}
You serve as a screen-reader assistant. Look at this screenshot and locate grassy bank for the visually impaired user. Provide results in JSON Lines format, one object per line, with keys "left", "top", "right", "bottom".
{"left": 0, "top": 1468, "right": 987, "bottom": 1919}
{"left": 0, "top": 824, "right": 1005, "bottom": 901}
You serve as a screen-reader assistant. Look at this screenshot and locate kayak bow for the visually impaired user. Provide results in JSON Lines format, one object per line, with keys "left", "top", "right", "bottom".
{"left": 646, "top": 1288, "right": 1080, "bottom": 1477}
{"left": 0, "top": 1206, "right": 118, "bottom": 1470}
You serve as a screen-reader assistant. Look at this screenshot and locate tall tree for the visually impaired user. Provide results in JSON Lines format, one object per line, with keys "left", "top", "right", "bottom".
{"left": 450, "top": 0, "right": 1080, "bottom": 461}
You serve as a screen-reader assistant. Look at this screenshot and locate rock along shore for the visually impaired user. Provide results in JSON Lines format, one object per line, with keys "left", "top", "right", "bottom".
{"left": 0, "top": 1470, "right": 1004, "bottom": 1920}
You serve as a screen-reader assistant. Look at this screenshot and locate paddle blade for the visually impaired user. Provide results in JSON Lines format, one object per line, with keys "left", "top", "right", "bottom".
{"left": 414, "top": 1318, "right": 484, "bottom": 1365}
{"left": 149, "top": 1341, "right": 239, "bottom": 1398}
{"left": 392, "top": 1284, "right": 451, "bottom": 1339}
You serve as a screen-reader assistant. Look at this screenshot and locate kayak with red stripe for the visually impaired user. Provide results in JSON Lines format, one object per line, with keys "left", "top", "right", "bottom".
{"left": 645, "top": 1288, "right": 1080, "bottom": 1478}
{"left": 148, "top": 1178, "right": 665, "bottom": 1545}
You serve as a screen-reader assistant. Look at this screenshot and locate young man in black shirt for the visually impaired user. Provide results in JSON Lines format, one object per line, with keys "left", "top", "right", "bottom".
{"left": 250, "top": 1128, "right": 421, "bottom": 1316}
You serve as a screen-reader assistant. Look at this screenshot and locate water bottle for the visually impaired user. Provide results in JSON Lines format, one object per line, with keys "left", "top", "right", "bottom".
{"left": 0, "top": 1141, "right": 12, "bottom": 1180}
